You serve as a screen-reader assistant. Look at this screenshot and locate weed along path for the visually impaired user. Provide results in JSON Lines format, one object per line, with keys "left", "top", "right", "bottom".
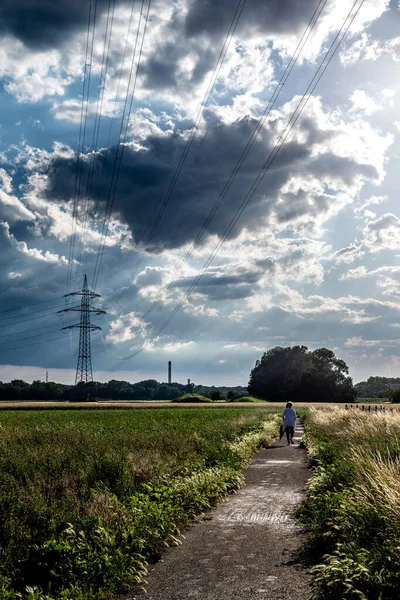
{"left": 126, "top": 422, "right": 309, "bottom": 600}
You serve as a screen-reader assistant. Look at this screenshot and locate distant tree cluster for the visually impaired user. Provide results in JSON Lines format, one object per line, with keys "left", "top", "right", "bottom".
{"left": 194, "top": 385, "right": 247, "bottom": 400}
{"left": 248, "top": 346, "right": 356, "bottom": 403}
{"left": 355, "top": 376, "right": 400, "bottom": 399}
{"left": 0, "top": 379, "right": 247, "bottom": 401}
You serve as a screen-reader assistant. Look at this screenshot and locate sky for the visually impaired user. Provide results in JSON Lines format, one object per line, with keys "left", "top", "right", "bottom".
{"left": 0, "top": 0, "right": 399, "bottom": 387}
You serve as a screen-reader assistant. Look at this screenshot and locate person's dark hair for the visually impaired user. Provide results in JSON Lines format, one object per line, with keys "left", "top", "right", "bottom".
{"left": 286, "top": 402, "right": 293, "bottom": 408}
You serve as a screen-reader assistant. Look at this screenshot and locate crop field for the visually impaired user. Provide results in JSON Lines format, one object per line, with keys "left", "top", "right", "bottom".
{"left": 301, "top": 408, "right": 400, "bottom": 599}
{"left": 0, "top": 400, "right": 396, "bottom": 411}
{"left": 0, "top": 407, "right": 280, "bottom": 599}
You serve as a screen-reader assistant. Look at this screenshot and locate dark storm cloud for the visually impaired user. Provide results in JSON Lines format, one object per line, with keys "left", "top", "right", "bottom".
{"left": 42, "top": 113, "right": 281, "bottom": 250}
{"left": 141, "top": 40, "right": 217, "bottom": 90}
{"left": 309, "top": 153, "right": 377, "bottom": 185}
{"left": 0, "top": 222, "right": 66, "bottom": 311}
{"left": 0, "top": 0, "right": 318, "bottom": 72}
{"left": 141, "top": 0, "right": 321, "bottom": 94}
{"left": 171, "top": 264, "right": 264, "bottom": 300}
{"left": 40, "top": 109, "right": 377, "bottom": 253}
{"left": 184, "top": 0, "right": 319, "bottom": 39}
{"left": 173, "top": 267, "right": 263, "bottom": 288}
{"left": 0, "top": 0, "right": 122, "bottom": 49}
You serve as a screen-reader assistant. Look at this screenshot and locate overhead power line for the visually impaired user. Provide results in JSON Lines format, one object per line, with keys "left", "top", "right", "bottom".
{"left": 92, "top": 0, "right": 152, "bottom": 291}
{"left": 85, "top": 0, "right": 138, "bottom": 262}
{"left": 0, "top": 295, "right": 63, "bottom": 315}
{"left": 0, "top": 335, "right": 69, "bottom": 355}
{"left": 108, "top": 0, "right": 249, "bottom": 306}
{"left": 65, "top": 0, "right": 98, "bottom": 305}
{"left": 0, "top": 321, "right": 74, "bottom": 340}
{"left": 111, "top": 0, "right": 327, "bottom": 323}
{"left": 107, "top": 0, "right": 365, "bottom": 360}
{"left": 0, "top": 326, "right": 74, "bottom": 347}
{"left": 0, "top": 303, "right": 69, "bottom": 325}
{"left": 74, "top": 0, "right": 117, "bottom": 282}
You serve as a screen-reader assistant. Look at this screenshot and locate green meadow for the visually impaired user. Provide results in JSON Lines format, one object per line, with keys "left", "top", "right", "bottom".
{"left": 0, "top": 407, "right": 280, "bottom": 599}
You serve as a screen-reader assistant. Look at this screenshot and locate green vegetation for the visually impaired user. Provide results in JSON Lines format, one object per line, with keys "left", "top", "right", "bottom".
{"left": 228, "top": 395, "right": 267, "bottom": 402}
{"left": 248, "top": 346, "right": 355, "bottom": 403}
{"left": 0, "top": 379, "right": 247, "bottom": 401}
{"left": 355, "top": 376, "right": 400, "bottom": 399}
{"left": 392, "top": 388, "right": 400, "bottom": 404}
{"left": 0, "top": 407, "right": 280, "bottom": 599}
{"left": 354, "top": 397, "right": 389, "bottom": 404}
{"left": 171, "top": 394, "right": 213, "bottom": 402}
{"left": 301, "top": 408, "right": 400, "bottom": 599}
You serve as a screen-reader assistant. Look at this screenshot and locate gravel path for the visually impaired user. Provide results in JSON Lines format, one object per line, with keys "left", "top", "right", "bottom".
{"left": 125, "top": 423, "right": 310, "bottom": 600}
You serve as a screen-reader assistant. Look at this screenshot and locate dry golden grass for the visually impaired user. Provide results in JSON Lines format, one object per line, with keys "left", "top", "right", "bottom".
{"left": 308, "top": 406, "right": 400, "bottom": 526}
{"left": 305, "top": 407, "right": 400, "bottom": 598}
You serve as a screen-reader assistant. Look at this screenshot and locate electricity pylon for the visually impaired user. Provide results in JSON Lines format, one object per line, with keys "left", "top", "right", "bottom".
{"left": 58, "top": 275, "right": 106, "bottom": 386}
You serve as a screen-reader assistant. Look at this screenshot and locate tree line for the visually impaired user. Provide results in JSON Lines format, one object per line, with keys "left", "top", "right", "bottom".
{"left": 0, "top": 345, "right": 362, "bottom": 403}
{"left": 0, "top": 379, "right": 247, "bottom": 401}
{"left": 354, "top": 376, "right": 400, "bottom": 398}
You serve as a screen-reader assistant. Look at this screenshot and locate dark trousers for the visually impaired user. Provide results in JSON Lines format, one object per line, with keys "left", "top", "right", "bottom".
{"left": 285, "top": 425, "right": 294, "bottom": 442}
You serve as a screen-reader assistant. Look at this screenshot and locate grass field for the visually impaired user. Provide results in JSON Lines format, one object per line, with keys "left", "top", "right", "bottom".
{"left": 0, "top": 407, "right": 280, "bottom": 599}
{"left": 301, "top": 408, "right": 400, "bottom": 599}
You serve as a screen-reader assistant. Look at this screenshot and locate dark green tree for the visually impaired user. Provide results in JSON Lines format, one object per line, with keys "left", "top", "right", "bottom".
{"left": 248, "top": 346, "right": 355, "bottom": 403}
{"left": 391, "top": 388, "right": 400, "bottom": 404}
{"left": 248, "top": 346, "right": 311, "bottom": 402}
{"left": 355, "top": 376, "right": 400, "bottom": 398}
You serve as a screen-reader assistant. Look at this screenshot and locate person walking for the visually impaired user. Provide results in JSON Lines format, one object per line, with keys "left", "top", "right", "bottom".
{"left": 282, "top": 401, "right": 296, "bottom": 445}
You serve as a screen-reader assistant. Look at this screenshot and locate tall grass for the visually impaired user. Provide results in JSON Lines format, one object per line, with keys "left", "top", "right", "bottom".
{"left": 301, "top": 408, "right": 400, "bottom": 599}
{"left": 0, "top": 407, "right": 280, "bottom": 599}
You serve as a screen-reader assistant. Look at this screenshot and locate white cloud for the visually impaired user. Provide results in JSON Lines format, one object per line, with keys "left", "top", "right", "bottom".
{"left": 6, "top": 72, "right": 67, "bottom": 103}
{"left": 331, "top": 213, "right": 400, "bottom": 265}
{"left": 355, "top": 194, "right": 387, "bottom": 214}
{"left": 350, "top": 89, "right": 382, "bottom": 116}
{"left": 340, "top": 265, "right": 400, "bottom": 280}
{"left": 330, "top": 244, "right": 365, "bottom": 264}
{"left": 376, "top": 277, "right": 400, "bottom": 297}
{"left": 0, "top": 168, "right": 36, "bottom": 223}
{"left": 223, "top": 342, "right": 264, "bottom": 352}
{"left": 52, "top": 97, "right": 116, "bottom": 123}
{"left": 106, "top": 312, "right": 149, "bottom": 344}
{"left": 362, "top": 213, "right": 400, "bottom": 253}
{"left": 0, "top": 36, "right": 72, "bottom": 103}
{"left": 341, "top": 32, "right": 400, "bottom": 67}
{"left": 340, "top": 266, "right": 369, "bottom": 280}
{"left": 155, "top": 341, "right": 196, "bottom": 353}
{"left": 0, "top": 220, "right": 69, "bottom": 264}
{"left": 345, "top": 336, "right": 400, "bottom": 347}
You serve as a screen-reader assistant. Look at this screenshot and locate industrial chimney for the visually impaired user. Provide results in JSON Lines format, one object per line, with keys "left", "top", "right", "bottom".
{"left": 168, "top": 361, "right": 172, "bottom": 384}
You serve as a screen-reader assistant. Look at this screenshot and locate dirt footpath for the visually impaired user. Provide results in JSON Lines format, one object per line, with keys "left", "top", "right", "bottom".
{"left": 126, "top": 423, "right": 309, "bottom": 600}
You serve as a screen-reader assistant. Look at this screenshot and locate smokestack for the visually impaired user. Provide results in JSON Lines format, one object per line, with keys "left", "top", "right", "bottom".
{"left": 168, "top": 361, "right": 172, "bottom": 384}
{"left": 188, "top": 378, "right": 190, "bottom": 385}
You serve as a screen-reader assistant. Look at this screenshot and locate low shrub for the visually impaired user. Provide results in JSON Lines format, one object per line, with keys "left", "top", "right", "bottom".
{"left": 228, "top": 395, "right": 267, "bottom": 402}
{"left": 171, "top": 394, "right": 213, "bottom": 403}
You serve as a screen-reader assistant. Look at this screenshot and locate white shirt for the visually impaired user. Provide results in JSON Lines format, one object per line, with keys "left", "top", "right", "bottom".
{"left": 282, "top": 407, "right": 296, "bottom": 428}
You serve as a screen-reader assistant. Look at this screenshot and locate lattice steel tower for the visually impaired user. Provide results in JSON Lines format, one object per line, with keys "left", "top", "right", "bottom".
{"left": 58, "top": 275, "right": 106, "bottom": 385}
